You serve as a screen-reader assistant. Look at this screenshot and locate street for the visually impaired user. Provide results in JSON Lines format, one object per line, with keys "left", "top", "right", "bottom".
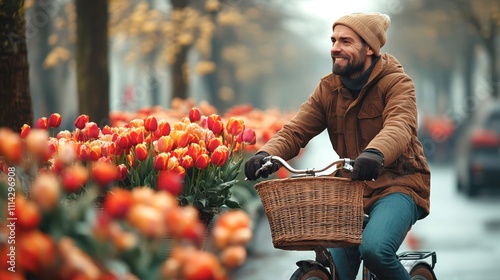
{"left": 233, "top": 137, "right": 500, "bottom": 280}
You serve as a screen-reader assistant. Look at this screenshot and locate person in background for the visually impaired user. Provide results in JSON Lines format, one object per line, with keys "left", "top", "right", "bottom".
{"left": 244, "top": 12, "right": 431, "bottom": 280}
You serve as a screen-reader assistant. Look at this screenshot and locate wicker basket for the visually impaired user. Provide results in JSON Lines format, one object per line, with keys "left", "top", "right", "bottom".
{"left": 255, "top": 176, "right": 365, "bottom": 250}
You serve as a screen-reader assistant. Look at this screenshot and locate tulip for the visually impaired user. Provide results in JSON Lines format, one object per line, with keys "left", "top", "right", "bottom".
{"left": 187, "top": 143, "right": 203, "bottom": 160}
{"left": 238, "top": 128, "right": 257, "bottom": 145}
{"left": 226, "top": 117, "right": 244, "bottom": 136}
{"left": 210, "top": 145, "right": 229, "bottom": 167}
{"left": 83, "top": 122, "right": 100, "bottom": 140}
{"left": 195, "top": 153, "right": 209, "bottom": 170}
{"left": 129, "top": 118, "right": 144, "bottom": 128}
{"left": 14, "top": 196, "right": 41, "bottom": 231}
{"left": 157, "top": 170, "right": 184, "bottom": 196}
{"left": 30, "top": 172, "right": 61, "bottom": 211}
{"left": 62, "top": 164, "right": 89, "bottom": 193}
{"left": 91, "top": 161, "right": 118, "bottom": 186}
{"left": 116, "top": 163, "right": 128, "bottom": 181}
{"left": 104, "top": 188, "right": 133, "bottom": 219}
{"left": 115, "top": 134, "right": 131, "bottom": 150}
{"left": 101, "top": 141, "right": 116, "bottom": 157}
{"left": 20, "top": 124, "right": 31, "bottom": 138}
{"left": 155, "top": 135, "right": 174, "bottom": 153}
{"left": 206, "top": 114, "right": 221, "bottom": 129}
{"left": 87, "top": 144, "right": 102, "bottom": 161}
{"left": 171, "top": 147, "right": 187, "bottom": 159}
{"left": 34, "top": 117, "right": 48, "bottom": 129}
{"left": 154, "top": 152, "right": 169, "bottom": 170}
{"left": 74, "top": 114, "right": 89, "bottom": 129}
{"left": 25, "top": 129, "right": 49, "bottom": 161}
{"left": 17, "top": 230, "right": 56, "bottom": 274}
{"left": 144, "top": 116, "right": 158, "bottom": 132}
{"left": 78, "top": 143, "right": 89, "bottom": 161}
{"left": 0, "top": 128, "right": 23, "bottom": 164}
{"left": 102, "top": 125, "right": 113, "bottom": 135}
{"left": 48, "top": 113, "right": 62, "bottom": 128}
{"left": 135, "top": 143, "right": 149, "bottom": 161}
{"left": 171, "top": 130, "right": 189, "bottom": 148}
{"left": 152, "top": 120, "right": 171, "bottom": 139}
{"left": 180, "top": 155, "right": 194, "bottom": 169}
{"left": 127, "top": 204, "right": 165, "bottom": 238}
{"left": 56, "top": 130, "right": 72, "bottom": 139}
{"left": 167, "top": 156, "right": 180, "bottom": 171}
{"left": 207, "top": 137, "right": 222, "bottom": 153}
{"left": 189, "top": 107, "right": 202, "bottom": 122}
{"left": 129, "top": 127, "right": 144, "bottom": 145}
{"left": 210, "top": 120, "right": 224, "bottom": 136}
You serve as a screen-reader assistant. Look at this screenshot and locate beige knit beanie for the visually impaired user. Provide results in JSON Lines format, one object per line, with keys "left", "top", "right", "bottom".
{"left": 333, "top": 12, "right": 391, "bottom": 55}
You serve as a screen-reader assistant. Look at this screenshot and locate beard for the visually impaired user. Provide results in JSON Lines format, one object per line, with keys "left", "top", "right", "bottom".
{"left": 332, "top": 50, "right": 367, "bottom": 78}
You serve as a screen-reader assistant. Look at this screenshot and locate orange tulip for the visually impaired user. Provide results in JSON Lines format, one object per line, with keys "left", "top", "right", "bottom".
{"left": 187, "top": 143, "right": 203, "bottom": 160}
{"left": 25, "top": 129, "right": 49, "bottom": 160}
{"left": 14, "top": 196, "right": 41, "bottom": 231}
{"left": 91, "top": 161, "right": 118, "bottom": 186}
{"left": 0, "top": 128, "right": 23, "bottom": 164}
{"left": 210, "top": 145, "right": 228, "bottom": 167}
{"left": 129, "top": 127, "right": 144, "bottom": 145}
{"left": 48, "top": 113, "right": 62, "bottom": 128}
{"left": 171, "top": 130, "right": 189, "bottom": 148}
{"left": 30, "top": 172, "right": 61, "bottom": 211}
{"left": 144, "top": 116, "right": 158, "bottom": 132}
{"left": 135, "top": 143, "right": 149, "bottom": 161}
{"left": 20, "top": 123, "right": 31, "bottom": 138}
{"left": 115, "top": 134, "right": 131, "bottom": 150}
{"left": 74, "top": 114, "right": 89, "bottom": 129}
{"left": 56, "top": 129, "right": 72, "bottom": 139}
{"left": 189, "top": 107, "right": 202, "bottom": 122}
{"left": 129, "top": 118, "right": 144, "bottom": 128}
{"left": 210, "top": 120, "right": 224, "bottom": 136}
{"left": 226, "top": 117, "right": 244, "bottom": 136}
{"left": 195, "top": 154, "right": 210, "bottom": 170}
{"left": 155, "top": 135, "right": 174, "bottom": 153}
{"left": 88, "top": 144, "right": 102, "bottom": 161}
{"left": 153, "top": 119, "right": 171, "bottom": 139}
{"left": 17, "top": 230, "right": 56, "bottom": 274}
{"left": 167, "top": 156, "right": 180, "bottom": 171}
{"left": 180, "top": 155, "right": 194, "bottom": 169}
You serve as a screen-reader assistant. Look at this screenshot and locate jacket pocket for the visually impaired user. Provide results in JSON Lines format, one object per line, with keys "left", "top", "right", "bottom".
{"left": 358, "top": 102, "right": 383, "bottom": 147}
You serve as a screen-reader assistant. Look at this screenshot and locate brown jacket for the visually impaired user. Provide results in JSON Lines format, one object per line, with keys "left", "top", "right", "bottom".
{"left": 259, "top": 53, "right": 431, "bottom": 219}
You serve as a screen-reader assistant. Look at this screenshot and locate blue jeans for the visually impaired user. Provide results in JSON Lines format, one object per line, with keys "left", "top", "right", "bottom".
{"left": 328, "top": 193, "right": 424, "bottom": 280}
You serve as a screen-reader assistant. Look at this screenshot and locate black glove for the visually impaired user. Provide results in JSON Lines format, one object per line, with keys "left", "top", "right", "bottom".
{"left": 244, "top": 152, "right": 279, "bottom": 181}
{"left": 351, "top": 149, "right": 384, "bottom": 181}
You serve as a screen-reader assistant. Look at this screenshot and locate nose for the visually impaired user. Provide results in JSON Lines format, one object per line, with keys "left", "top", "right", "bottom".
{"left": 331, "top": 41, "right": 341, "bottom": 55}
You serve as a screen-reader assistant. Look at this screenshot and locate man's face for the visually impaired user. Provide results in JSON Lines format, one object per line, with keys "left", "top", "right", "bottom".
{"left": 330, "top": 25, "right": 373, "bottom": 79}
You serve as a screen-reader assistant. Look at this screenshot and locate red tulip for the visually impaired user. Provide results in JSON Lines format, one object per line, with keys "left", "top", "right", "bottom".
{"left": 238, "top": 128, "right": 257, "bottom": 145}
{"left": 207, "top": 137, "right": 222, "bottom": 152}
{"left": 154, "top": 153, "right": 169, "bottom": 170}
{"left": 48, "top": 113, "right": 62, "bottom": 128}
{"left": 187, "top": 143, "right": 203, "bottom": 160}
{"left": 157, "top": 170, "right": 183, "bottom": 196}
{"left": 195, "top": 153, "right": 210, "bottom": 170}
{"left": 171, "top": 130, "right": 189, "bottom": 148}
{"left": 226, "top": 117, "right": 244, "bottom": 136}
{"left": 115, "top": 134, "right": 131, "bottom": 150}
{"left": 78, "top": 143, "right": 89, "bottom": 161}
{"left": 152, "top": 120, "right": 171, "bottom": 139}
{"left": 83, "top": 122, "right": 100, "bottom": 140}
{"left": 180, "top": 155, "right": 194, "bottom": 169}
{"left": 105, "top": 188, "right": 133, "bottom": 219}
{"left": 34, "top": 117, "right": 48, "bottom": 129}
{"left": 129, "top": 127, "right": 144, "bottom": 145}
{"left": 189, "top": 107, "right": 202, "bottom": 122}
{"left": 144, "top": 116, "right": 158, "bottom": 132}
{"left": 20, "top": 124, "right": 31, "bottom": 138}
{"left": 210, "top": 145, "right": 228, "bottom": 167}
{"left": 74, "top": 114, "right": 90, "bottom": 129}
{"left": 62, "top": 164, "right": 89, "bottom": 193}
{"left": 0, "top": 128, "right": 23, "bottom": 164}
{"left": 116, "top": 164, "right": 128, "bottom": 181}
{"left": 87, "top": 144, "right": 102, "bottom": 161}
{"left": 135, "top": 143, "right": 149, "bottom": 161}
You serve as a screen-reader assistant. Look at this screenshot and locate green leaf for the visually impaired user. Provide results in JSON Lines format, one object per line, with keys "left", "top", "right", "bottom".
{"left": 224, "top": 199, "right": 241, "bottom": 209}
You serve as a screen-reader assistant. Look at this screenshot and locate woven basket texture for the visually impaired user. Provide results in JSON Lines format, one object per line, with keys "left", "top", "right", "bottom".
{"left": 255, "top": 176, "right": 365, "bottom": 250}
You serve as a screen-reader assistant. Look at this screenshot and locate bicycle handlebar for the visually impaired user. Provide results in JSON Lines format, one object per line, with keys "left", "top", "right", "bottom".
{"left": 255, "top": 156, "right": 355, "bottom": 178}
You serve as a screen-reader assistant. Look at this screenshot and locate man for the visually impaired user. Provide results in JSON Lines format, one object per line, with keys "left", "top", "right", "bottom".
{"left": 244, "top": 12, "right": 431, "bottom": 280}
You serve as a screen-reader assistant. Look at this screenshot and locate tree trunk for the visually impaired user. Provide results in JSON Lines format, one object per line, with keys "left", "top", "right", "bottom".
{"left": 75, "top": 0, "right": 109, "bottom": 127}
{"left": 0, "top": 0, "right": 33, "bottom": 131}
{"left": 170, "top": 0, "right": 190, "bottom": 100}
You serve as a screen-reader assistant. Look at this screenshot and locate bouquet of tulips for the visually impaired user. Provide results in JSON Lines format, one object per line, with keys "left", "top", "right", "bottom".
{"left": 0, "top": 107, "right": 257, "bottom": 279}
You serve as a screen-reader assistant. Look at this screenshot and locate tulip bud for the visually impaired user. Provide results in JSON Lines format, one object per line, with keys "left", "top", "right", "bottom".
{"left": 48, "top": 113, "right": 62, "bottom": 128}
{"left": 135, "top": 143, "right": 149, "bottom": 161}
{"left": 189, "top": 107, "right": 202, "bottom": 122}
{"left": 238, "top": 128, "right": 257, "bottom": 145}
{"left": 155, "top": 135, "right": 174, "bottom": 153}
{"left": 210, "top": 145, "right": 228, "bottom": 167}
{"left": 116, "top": 164, "right": 128, "bottom": 181}
{"left": 0, "top": 128, "right": 23, "bottom": 164}
{"left": 104, "top": 188, "right": 133, "bottom": 219}
{"left": 91, "top": 161, "right": 118, "bottom": 186}
{"left": 154, "top": 153, "right": 169, "bottom": 170}
{"left": 20, "top": 124, "right": 31, "bottom": 138}
{"left": 31, "top": 172, "right": 61, "bottom": 211}
{"left": 226, "top": 117, "right": 244, "bottom": 136}
{"left": 144, "top": 116, "right": 158, "bottom": 132}
{"left": 62, "top": 164, "right": 88, "bottom": 193}
{"left": 74, "top": 114, "right": 90, "bottom": 130}
{"left": 83, "top": 122, "right": 100, "bottom": 140}
{"left": 34, "top": 117, "right": 48, "bottom": 130}
{"left": 195, "top": 154, "right": 209, "bottom": 170}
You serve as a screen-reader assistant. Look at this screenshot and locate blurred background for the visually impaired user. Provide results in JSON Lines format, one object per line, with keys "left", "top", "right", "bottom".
{"left": 4, "top": 0, "right": 500, "bottom": 279}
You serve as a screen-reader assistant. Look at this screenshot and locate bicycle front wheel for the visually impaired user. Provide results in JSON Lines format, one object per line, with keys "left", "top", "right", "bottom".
{"left": 410, "top": 264, "right": 436, "bottom": 280}
{"left": 290, "top": 264, "right": 331, "bottom": 280}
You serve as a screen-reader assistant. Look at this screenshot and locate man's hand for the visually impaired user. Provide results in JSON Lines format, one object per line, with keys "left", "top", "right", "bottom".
{"left": 351, "top": 149, "right": 384, "bottom": 181}
{"left": 244, "top": 152, "right": 278, "bottom": 181}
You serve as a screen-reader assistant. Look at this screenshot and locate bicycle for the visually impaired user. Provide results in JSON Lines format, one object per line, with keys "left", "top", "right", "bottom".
{"left": 253, "top": 156, "right": 437, "bottom": 280}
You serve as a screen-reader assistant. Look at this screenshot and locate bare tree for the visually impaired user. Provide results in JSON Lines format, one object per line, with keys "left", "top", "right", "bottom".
{"left": 0, "top": 0, "right": 33, "bottom": 131}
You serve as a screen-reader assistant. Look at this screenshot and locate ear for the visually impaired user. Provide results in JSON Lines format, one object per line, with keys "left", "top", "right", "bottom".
{"left": 366, "top": 46, "right": 375, "bottom": 56}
